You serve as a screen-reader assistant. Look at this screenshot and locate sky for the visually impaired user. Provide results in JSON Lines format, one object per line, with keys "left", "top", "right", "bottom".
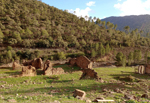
{"left": 42, "top": 0, "right": 150, "bottom": 19}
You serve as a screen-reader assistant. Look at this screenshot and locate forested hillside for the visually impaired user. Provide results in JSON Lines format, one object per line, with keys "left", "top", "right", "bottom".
{"left": 101, "top": 15, "right": 150, "bottom": 36}
{"left": 0, "top": 0, "right": 150, "bottom": 64}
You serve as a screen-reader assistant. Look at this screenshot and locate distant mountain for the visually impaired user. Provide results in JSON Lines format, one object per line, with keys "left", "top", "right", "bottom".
{"left": 101, "top": 15, "right": 150, "bottom": 36}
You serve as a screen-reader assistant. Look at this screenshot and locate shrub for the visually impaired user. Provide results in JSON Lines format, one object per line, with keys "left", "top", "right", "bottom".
{"left": 57, "top": 52, "right": 66, "bottom": 60}
{"left": 116, "top": 52, "right": 123, "bottom": 65}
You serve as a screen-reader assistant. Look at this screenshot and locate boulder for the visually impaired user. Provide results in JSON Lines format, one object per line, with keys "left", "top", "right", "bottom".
{"left": 21, "top": 65, "right": 37, "bottom": 76}
{"left": 124, "top": 94, "right": 134, "bottom": 100}
{"left": 141, "top": 94, "right": 149, "bottom": 98}
{"left": 69, "top": 56, "right": 93, "bottom": 69}
{"left": 80, "top": 69, "right": 99, "bottom": 80}
{"left": 43, "top": 60, "right": 64, "bottom": 76}
{"left": 76, "top": 56, "right": 92, "bottom": 69}
{"left": 73, "top": 89, "right": 86, "bottom": 100}
{"left": 43, "top": 60, "right": 53, "bottom": 71}
{"left": 93, "top": 97, "right": 105, "bottom": 102}
{"left": 23, "top": 58, "right": 43, "bottom": 70}
{"left": 145, "top": 64, "right": 150, "bottom": 74}
{"left": 31, "top": 58, "right": 43, "bottom": 70}
{"left": 51, "top": 67, "right": 64, "bottom": 75}
{"left": 69, "top": 58, "right": 76, "bottom": 66}
{"left": 12, "top": 62, "right": 22, "bottom": 70}
{"left": 44, "top": 67, "right": 64, "bottom": 76}
{"left": 138, "top": 65, "right": 145, "bottom": 74}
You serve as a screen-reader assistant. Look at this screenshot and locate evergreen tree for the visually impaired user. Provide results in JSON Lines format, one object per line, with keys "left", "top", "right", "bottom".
{"left": 116, "top": 52, "right": 123, "bottom": 65}
{"left": 105, "top": 43, "right": 110, "bottom": 54}
{"left": 133, "top": 50, "right": 142, "bottom": 63}
{"left": 128, "top": 52, "right": 133, "bottom": 65}
{"left": 122, "top": 55, "right": 126, "bottom": 67}
{"left": 91, "top": 49, "right": 96, "bottom": 58}
{"left": 99, "top": 43, "right": 105, "bottom": 57}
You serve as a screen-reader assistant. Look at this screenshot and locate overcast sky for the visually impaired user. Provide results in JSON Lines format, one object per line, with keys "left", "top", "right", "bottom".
{"left": 42, "top": 0, "right": 150, "bottom": 19}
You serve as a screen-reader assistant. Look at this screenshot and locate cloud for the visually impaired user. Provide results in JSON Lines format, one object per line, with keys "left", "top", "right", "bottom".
{"left": 68, "top": 7, "right": 91, "bottom": 18}
{"left": 86, "top": 1, "right": 95, "bottom": 6}
{"left": 114, "top": 0, "right": 150, "bottom": 16}
{"left": 118, "top": 0, "right": 122, "bottom": 1}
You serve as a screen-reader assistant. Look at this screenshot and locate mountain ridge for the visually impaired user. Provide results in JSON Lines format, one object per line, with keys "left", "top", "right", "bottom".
{"left": 101, "top": 14, "right": 150, "bottom": 36}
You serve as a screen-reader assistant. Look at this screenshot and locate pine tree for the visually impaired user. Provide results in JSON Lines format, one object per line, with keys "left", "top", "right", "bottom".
{"left": 99, "top": 43, "right": 105, "bottom": 57}
{"left": 128, "top": 52, "right": 133, "bottom": 65}
{"left": 105, "top": 43, "right": 110, "bottom": 54}
{"left": 91, "top": 49, "right": 96, "bottom": 58}
{"left": 116, "top": 52, "right": 123, "bottom": 65}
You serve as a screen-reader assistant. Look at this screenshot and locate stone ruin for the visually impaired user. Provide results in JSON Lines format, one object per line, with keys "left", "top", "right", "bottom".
{"left": 80, "top": 68, "right": 99, "bottom": 80}
{"left": 12, "top": 62, "right": 22, "bottom": 70}
{"left": 69, "top": 56, "right": 100, "bottom": 80}
{"left": 43, "top": 60, "right": 64, "bottom": 76}
{"left": 11, "top": 58, "right": 65, "bottom": 77}
{"left": 69, "top": 56, "right": 93, "bottom": 69}
{"left": 11, "top": 56, "right": 99, "bottom": 78}
{"left": 21, "top": 65, "right": 37, "bottom": 76}
{"left": 23, "top": 58, "right": 43, "bottom": 70}
{"left": 135, "top": 65, "right": 150, "bottom": 74}
{"left": 145, "top": 64, "right": 150, "bottom": 74}
{"left": 73, "top": 89, "right": 86, "bottom": 100}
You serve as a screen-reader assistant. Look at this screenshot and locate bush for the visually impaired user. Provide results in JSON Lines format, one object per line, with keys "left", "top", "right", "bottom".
{"left": 57, "top": 52, "right": 66, "bottom": 60}
{"left": 116, "top": 52, "right": 123, "bottom": 65}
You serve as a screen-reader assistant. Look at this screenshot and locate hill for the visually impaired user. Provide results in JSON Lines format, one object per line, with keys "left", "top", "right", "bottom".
{"left": 101, "top": 15, "right": 150, "bottom": 36}
{"left": 1, "top": 0, "right": 150, "bottom": 64}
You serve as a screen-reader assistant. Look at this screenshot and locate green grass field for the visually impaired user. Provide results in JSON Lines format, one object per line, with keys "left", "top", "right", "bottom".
{"left": 0, "top": 65, "right": 150, "bottom": 103}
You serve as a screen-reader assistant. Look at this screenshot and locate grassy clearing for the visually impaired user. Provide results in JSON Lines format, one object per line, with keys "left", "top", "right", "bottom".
{"left": 0, "top": 65, "right": 150, "bottom": 103}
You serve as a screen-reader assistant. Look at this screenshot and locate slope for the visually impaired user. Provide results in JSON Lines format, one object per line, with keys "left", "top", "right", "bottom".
{"left": 0, "top": 0, "right": 150, "bottom": 63}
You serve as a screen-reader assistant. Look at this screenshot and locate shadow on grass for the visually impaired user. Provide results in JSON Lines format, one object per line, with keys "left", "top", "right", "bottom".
{"left": 3, "top": 81, "right": 141, "bottom": 96}
{"left": 110, "top": 72, "right": 150, "bottom": 81}
{"left": 36, "top": 70, "right": 44, "bottom": 75}
{"left": 0, "top": 67, "right": 13, "bottom": 70}
{"left": 2, "top": 83, "right": 101, "bottom": 95}
{"left": 4, "top": 71, "right": 21, "bottom": 76}
{"left": 53, "top": 64, "right": 81, "bottom": 73}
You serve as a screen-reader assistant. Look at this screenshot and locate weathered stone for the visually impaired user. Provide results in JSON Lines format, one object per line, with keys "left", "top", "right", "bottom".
{"left": 43, "top": 60, "right": 53, "bottom": 71}
{"left": 69, "top": 58, "right": 76, "bottom": 66}
{"left": 124, "top": 94, "right": 134, "bottom": 100}
{"left": 43, "top": 60, "right": 64, "bottom": 76}
{"left": 12, "top": 62, "right": 22, "bottom": 70}
{"left": 145, "top": 64, "right": 150, "bottom": 74}
{"left": 32, "top": 58, "right": 43, "bottom": 69}
{"left": 52, "top": 67, "right": 64, "bottom": 75}
{"left": 21, "top": 65, "right": 37, "bottom": 76}
{"left": 141, "top": 94, "right": 149, "bottom": 98}
{"left": 138, "top": 65, "right": 145, "bottom": 74}
{"left": 114, "top": 88, "right": 120, "bottom": 93}
{"left": 85, "top": 98, "right": 92, "bottom": 103}
{"left": 93, "top": 97, "right": 105, "bottom": 102}
{"left": 69, "top": 56, "right": 92, "bottom": 69}
{"left": 23, "top": 58, "right": 43, "bottom": 70}
{"left": 80, "top": 69, "right": 99, "bottom": 80}
{"left": 73, "top": 89, "right": 86, "bottom": 100}
{"left": 76, "top": 56, "right": 92, "bottom": 69}
{"left": 102, "top": 88, "right": 108, "bottom": 92}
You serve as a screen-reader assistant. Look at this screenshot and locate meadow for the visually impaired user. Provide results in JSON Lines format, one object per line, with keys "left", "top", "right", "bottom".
{"left": 0, "top": 65, "right": 150, "bottom": 103}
